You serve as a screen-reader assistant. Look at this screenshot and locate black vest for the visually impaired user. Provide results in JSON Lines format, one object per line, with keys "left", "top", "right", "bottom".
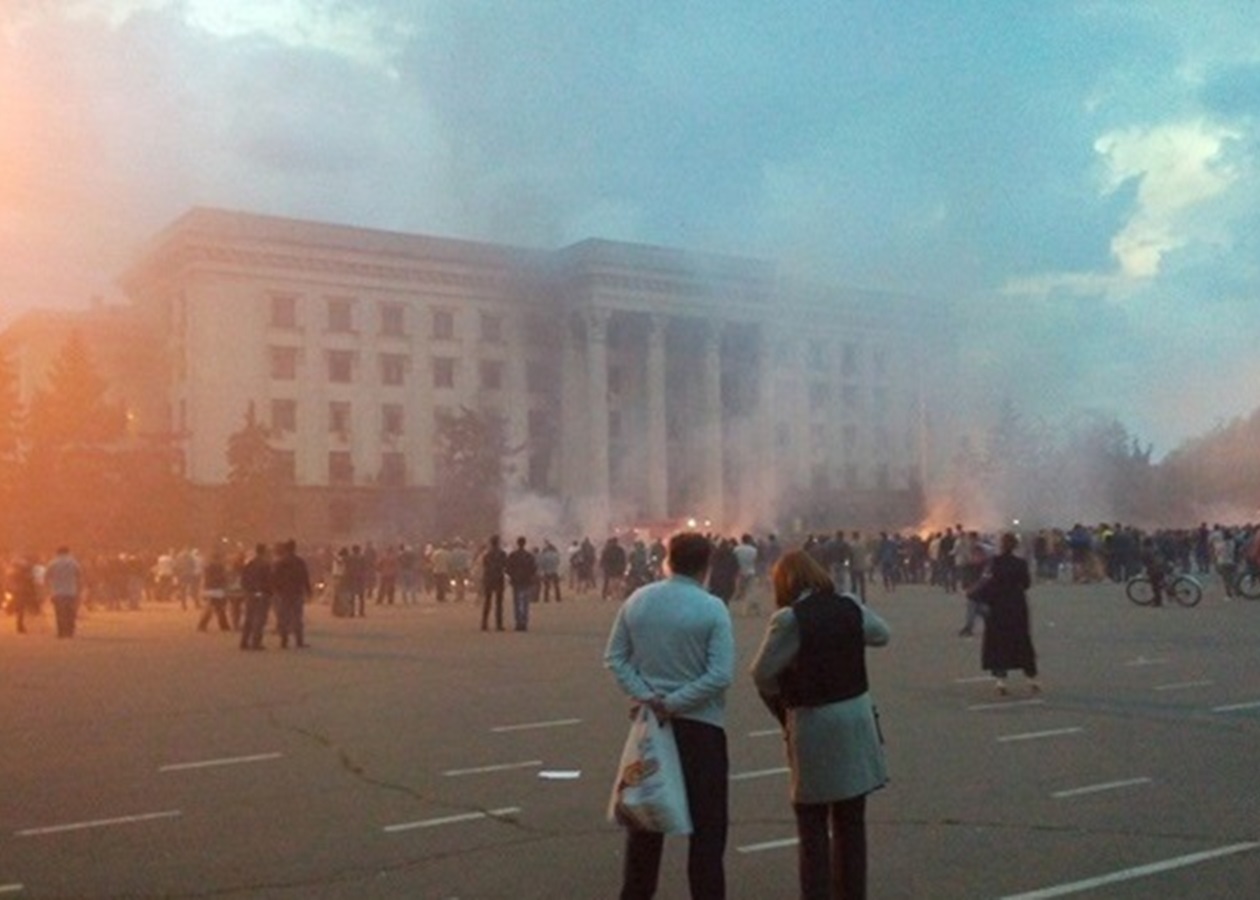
{"left": 779, "top": 589, "right": 869, "bottom": 709}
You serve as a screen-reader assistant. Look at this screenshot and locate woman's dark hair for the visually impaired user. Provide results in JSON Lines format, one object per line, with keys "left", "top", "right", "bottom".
{"left": 666, "top": 532, "right": 712, "bottom": 579}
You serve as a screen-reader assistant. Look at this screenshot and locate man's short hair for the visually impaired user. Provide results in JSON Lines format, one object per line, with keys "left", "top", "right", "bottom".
{"left": 667, "top": 532, "right": 712, "bottom": 579}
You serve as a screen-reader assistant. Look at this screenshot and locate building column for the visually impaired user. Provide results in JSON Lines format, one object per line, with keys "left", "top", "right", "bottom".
{"left": 584, "top": 308, "right": 612, "bottom": 535}
{"left": 645, "top": 314, "right": 669, "bottom": 522}
{"left": 558, "top": 313, "right": 586, "bottom": 502}
{"left": 752, "top": 326, "right": 778, "bottom": 529}
{"left": 700, "top": 325, "right": 725, "bottom": 529}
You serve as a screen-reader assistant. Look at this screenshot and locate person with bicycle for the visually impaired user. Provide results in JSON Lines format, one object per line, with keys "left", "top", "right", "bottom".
{"left": 1139, "top": 536, "right": 1169, "bottom": 607}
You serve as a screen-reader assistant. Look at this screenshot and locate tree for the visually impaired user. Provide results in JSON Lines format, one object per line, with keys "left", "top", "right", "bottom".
{"left": 432, "top": 405, "right": 515, "bottom": 540}
{"left": 20, "top": 331, "right": 127, "bottom": 549}
{"left": 222, "top": 403, "right": 287, "bottom": 542}
{"left": 0, "top": 351, "right": 25, "bottom": 548}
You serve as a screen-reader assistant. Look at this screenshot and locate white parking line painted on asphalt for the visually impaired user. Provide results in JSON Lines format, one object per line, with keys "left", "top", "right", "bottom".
{"left": 16, "top": 810, "right": 182, "bottom": 837}
{"left": 996, "top": 841, "right": 1260, "bottom": 899}
{"left": 443, "top": 760, "right": 542, "bottom": 777}
{"left": 1051, "top": 777, "right": 1151, "bottom": 799}
{"left": 730, "top": 767, "right": 789, "bottom": 782}
{"left": 491, "top": 718, "right": 581, "bottom": 733}
{"left": 748, "top": 728, "right": 781, "bottom": 738}
{"left": 159, "top": 752, "right": 283, "bottom": 772}
{"left": 1212, "top": 699, "right": 1260, "bottom": 713}
{"left": 382, "top": 807, "right": 521, "bottom": 834}
{"left": 0, "top": 884, "right": 23, "bottom": 894}
{"left": 1154, "top": 680, "right": 1213, "bottom": 692}
{"left": 967, "top": 699, "right": 1046, "bottom": 712}
{"left": 955, "top": 675, "right": 996, "bottom": 684}
{"left": 737, "top": 837, "right": 799, "bottom": 854}
{"left": 997, "top": 727, "right": 1083, "bottom": 743}
{"left": 1123, "top": 656, "right": 1168, "bottom": 667}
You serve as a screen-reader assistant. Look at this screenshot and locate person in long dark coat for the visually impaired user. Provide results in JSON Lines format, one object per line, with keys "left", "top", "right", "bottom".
{"left": 969, "top": 532, "right": 1039, "bottom": 696}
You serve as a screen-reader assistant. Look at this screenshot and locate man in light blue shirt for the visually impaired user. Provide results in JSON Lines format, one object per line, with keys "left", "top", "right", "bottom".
{"left": 605, "top": 532, "right": 735, "bottom": 900}
{"left": 44, "top": 546, "right": 82, "bottom": 638}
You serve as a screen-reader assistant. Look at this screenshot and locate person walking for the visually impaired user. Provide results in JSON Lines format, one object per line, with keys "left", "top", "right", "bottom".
{"left": 750, "top": 550, "right": 890, "bottom": 900}
{"left": 505, "top": 536, "right": 538, "bottom": 632}
{"left": 969, "top": 532, "right": 1039, "bottom": 695}
{"left": 7, "top": 555, "right": 40, "bottom": 634}
{"left": 197, "top": 550, "right": 232, "bottom": 632}
{"left": 480, "top": 535, "right": 508, "bottom": 631}
{"left": 239, "top": 543, "right": 273, "bottom": 651}
{"left": 272, "top": 539, "right": 312, "bottom": 649}
{"left": 604, "top": 531, "right": 735, "bottom": 900}
{"left": 45, "top": 546, "right": 83, "bottom": 638}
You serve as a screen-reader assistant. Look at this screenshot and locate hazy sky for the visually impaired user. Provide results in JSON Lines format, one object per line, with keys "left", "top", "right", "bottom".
{"left": 2, "top": 0, "right": 1259, "bottom": 454}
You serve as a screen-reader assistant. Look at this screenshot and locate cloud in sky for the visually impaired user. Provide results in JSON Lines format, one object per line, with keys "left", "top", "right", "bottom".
{"left": 2, "top": 0, "right": 1260, "bottom": 454}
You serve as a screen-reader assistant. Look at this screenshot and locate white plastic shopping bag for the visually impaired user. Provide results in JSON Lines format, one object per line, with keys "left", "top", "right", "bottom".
{"left": 607, "top": 706, "right": 693, "bottom": 834}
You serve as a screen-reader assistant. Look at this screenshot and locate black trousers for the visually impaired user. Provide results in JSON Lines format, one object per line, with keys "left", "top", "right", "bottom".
{"left": 240, "top": 594, "right": 270, "bottom": 649}
{"left": 794, "top": 795, "right": 867, "bottom": 900}
{"left": 481, "top": 582, "right": 504, "bottom": 630}
{"left": 620, "top": 718, "right": 728, "bottom": 900}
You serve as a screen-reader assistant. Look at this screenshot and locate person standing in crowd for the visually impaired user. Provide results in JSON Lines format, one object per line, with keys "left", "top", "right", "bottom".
{"left": 601, "top": 535, "right": 628, "bottom": 601}
{"left": 197, "top": 550, "right": 232, "bottom": 632}
{"left": 538, "top": 540, "right": 563, "bottom": 603}
{"left": 239, "top": 543, "right": 273, "bottom": 651}
{"left": 732, "top": 534, "right": 760, "bottom": 616}
{"left": 45, "top": 546, "right": 83, "bottom": 638}
{"left": 969, "top": 532, "right": 1039, "bottom": 695}
{"left": 604, "top": 531, "right": 735, "bottom": 900}
{"left": 505, "top": 536, "right": 538, "bottom": 632}
{"left": 272, "top": 539, "right": 312, "bottom": 649}
{"left": 7, "top": 555, "right": 40, "bottom": 634}
{"left": 449, "top": 540, "right": 471, "bottom": 603}
{"left": 750, "top": 550, "right": 890, "bottom": 900}
{"left": 430, "top": 542, "right": 451, "bottom": 603}
{"left": 480, "top": 534, "right": 508, "bottom": 632}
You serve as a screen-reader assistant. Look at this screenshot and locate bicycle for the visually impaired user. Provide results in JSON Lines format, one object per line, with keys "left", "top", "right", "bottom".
{"left": 1233, "top": 564, "right": 1260, "bottom": 600}
{"left": 1126, "top": 570, "right": 1202, "bottom": 607}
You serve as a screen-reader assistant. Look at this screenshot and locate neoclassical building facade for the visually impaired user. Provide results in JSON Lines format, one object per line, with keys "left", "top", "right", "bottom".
{"left": 117, "top": 207, "right": 955, "bottom": 541}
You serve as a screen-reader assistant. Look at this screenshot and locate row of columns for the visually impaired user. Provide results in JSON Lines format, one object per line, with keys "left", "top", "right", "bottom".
{"left": 561, "top": 306, "right": 738, "bottom": 536}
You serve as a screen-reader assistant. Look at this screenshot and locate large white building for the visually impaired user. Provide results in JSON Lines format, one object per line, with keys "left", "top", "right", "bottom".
{"left": 117, "top": 207, "right": 955, "bottom": 541}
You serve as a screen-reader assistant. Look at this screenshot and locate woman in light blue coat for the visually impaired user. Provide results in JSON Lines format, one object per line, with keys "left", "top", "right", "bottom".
{"left": 751, "top": 550, "right": 890, "bottom": 900}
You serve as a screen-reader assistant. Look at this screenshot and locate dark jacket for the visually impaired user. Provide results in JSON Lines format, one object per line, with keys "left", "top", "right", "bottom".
{"left": 778, "top": 589, "right": 869, "bottom": 711}
{"left": 971, "top": 552, "right": 1036, "bottom": 673}
{"left": 505, "top": 548, "right": 538, "bottom": 588}
{"left": 272, "top": 554, "right": 312, "bottom": 600}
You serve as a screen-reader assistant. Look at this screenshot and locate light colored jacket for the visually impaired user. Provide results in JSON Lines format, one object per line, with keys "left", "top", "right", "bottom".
{"left": 750, "top": 598, "right": 890, "bottom": 804}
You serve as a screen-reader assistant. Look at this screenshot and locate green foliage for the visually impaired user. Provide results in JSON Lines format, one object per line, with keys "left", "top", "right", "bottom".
{"left": 222, "top": 403, "right": 287, "bottom": 542}
{"left": 432, "top": 405, "right": 512, "bottom": 539}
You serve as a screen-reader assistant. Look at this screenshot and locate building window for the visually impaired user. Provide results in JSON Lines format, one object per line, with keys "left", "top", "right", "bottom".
{"left": 432, "top": 308, "right": 455, "bottom": 340}
{"left": 327, "top": 297, "right": 354, "bottom": 333}
{"left": 275, "top": 450, "right": 296, "bottom": 483}
{"left": 526, "top": 361, "right": 550, "bottom": 394}
{"left": 841, "top": 384, "right": 859, "bottom": 411}
{"left": 380, "top": 302, "right": 405, "bottom": 337}
{"left": 808, "top": 381, "right": 829, "bottom": 406}
{"left": 270, "top": 294, "right": 298, "bottom": 329}
{"left": 382, "top": 403, "right": 404, "bottom": 438}
{"left": 433, "top": 357, "right": 456, "bottom": 389}
{"left": 269, "top": 346, "right": 298, "bottom": 381}
{"left": 609, "top": 410, "right": 622, "bottom": 441}
{"left": 329, "top": 500, "right": 354, "bottom": 535}
{"left": 328, "top": 350, "right": 354, "bottom": 384}
{"left": 608, "top": 365, "right": 623, "bottom": 397}
{"left": 480, "top": 359, "right": 503, "bottom": 391}
{"left": 271, "top": 399, "right": 297, "bottom": 434}
{"left": 380, "top": 354, "right": 406, "bottom": 386}
{"left": 329, "top": 451, "right": 354, "bottom": 485}
{"left": 380, "top": 452, "right": 406, "bottom": 486}
{"left": 480, "top": 312, "right": 504, "bottom": 343}
{"left": 329, "top": 402, "right": 351, "bottom": 436}
{"left": 842, "top": 423, "right": 858, "bottom": 453}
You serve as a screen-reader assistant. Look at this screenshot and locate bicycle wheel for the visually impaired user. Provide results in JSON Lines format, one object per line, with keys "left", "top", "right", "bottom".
{"left": 1235, "top": 570, "right": 1260, "bottom": 600}
{"left": 1126, "top": 576, "right": 1156, "bottom": 606}
{"left": 1170, "top": 575, "right": 1202, "bottom": 607}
